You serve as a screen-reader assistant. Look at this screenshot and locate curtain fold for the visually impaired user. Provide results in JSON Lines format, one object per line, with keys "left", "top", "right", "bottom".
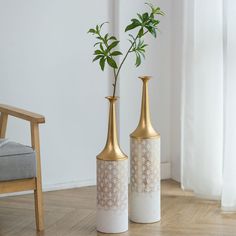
{"left": 222, "top": 0, "right": 236, "bottom": 211}
{"left": 181, "top": 0, "right": 236, "bottom": 210}
{"left": 181, "top": 0, "right": 223, "bottom": 198}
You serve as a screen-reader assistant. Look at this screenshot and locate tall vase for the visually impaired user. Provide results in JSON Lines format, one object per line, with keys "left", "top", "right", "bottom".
{"left": 130, "top": 76, "right": 161, "bottom": 223}
{"left": 96, "top": 96, "right": 128, "bottom": 233}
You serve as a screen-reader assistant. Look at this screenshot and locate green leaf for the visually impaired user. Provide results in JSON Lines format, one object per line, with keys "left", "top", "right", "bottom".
{"left": 93, "top": 42, "right": 100, "bottom": 47}
{"left": 100, "top": 22, "right": 108, "bottom": 28}
{"left": 154, "top": 8, "right": 165, "bottom": 16}
{"left": 129, "top": 34, "right": 136, "bottom": 41}
{"left": 99, "top": 57, "right": 106, "bottom": 71}
{"left": 145, "top": 2, "right": 154, "bottom": 9}
{"left": 110, "top": 51, "right": 122, "bottom": 56}
{"left": 138, "top": 28, "right": 144, "bottom": 38}
{"left": 104, "top": 33, "right": 108, "bottom": 42}
{"left": 131, "top": 19, "right": 141, "bottom": 25}
{"left": 142, "top": 12, "right": 149, "bottom": 21}
{"left": 100, "top": 43, "right": 105, "bottom": 52}
{"left": 158, "top": 10, "right": 165, "bottom": 16}
{"left": 94, "top": 50, "right": 103, "bottom": 55}
{"left": 107, "top": 41, "right": 119, "bottom": 51}
{"left": 153, "top": 19, "right": 160, "bottom": 26}
{"left": 135, "top": 53, "right": 141, "bottom": 67}
{"left": 93, "top": 55, "right": 103, "bottom": 62}
{"left": 145, "top": 25, "right": 157, "bottom": 38}
{"left": 145, "top": 2, "right": 155, "bottom": 13}
{"left": 145, "top": 25, "right": 153, "bottom": 32}
{"left": 107, "top": 57, "right": 118, "bottom": 68}
{"left": 137, "top": 13, "right": 143, "bottom": 21}
{"left": 125, "top": 19, "right": 141, "bottom": 32}
{"left": 138, "top": 46, "right": 145, "bottom": 52}
{"left": 150, "top": 28, "right": 157, "bottom": 38}
{"left": 141, "top": 44, "right": 148, "bottom": 48}
{"left": 108, "top": 36, "right": 117, "bottom": 41}
{"left": 96, "top": 25, "right": 99, "bottom": 33}
{"left": 125, "top": 23, "right": 135, "bottom": 32}
{"left": 139, "top": 51, "right": 145, "bottom": 58}
{"left": 128, "top": 39, "right": 133, "bottom": 45}
{"left": 145, "top": 3, "right": 164, "bottom": 16}
{"left": 88, "top": 28, "right": 96, "bottom": 34}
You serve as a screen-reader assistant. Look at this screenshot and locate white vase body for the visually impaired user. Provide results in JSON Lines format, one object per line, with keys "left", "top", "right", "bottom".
{"left": 96, "top": 97, "right": 128, "bottom": 233}
{"left": 130, "top": 76, "right": 161, "bottom": 223}
{"left": 97, "top": 159, "right": 128, "bottom": 233}
{"left": 130, "top": 137, "right": 161, "bottom": 223}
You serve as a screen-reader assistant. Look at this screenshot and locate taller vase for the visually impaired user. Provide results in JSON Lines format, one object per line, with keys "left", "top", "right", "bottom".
{"left": 96, "top": 96, "right": 128, "bottom": 233}
{"left": 130, "top": 76, "right": 161, "bottom": 223}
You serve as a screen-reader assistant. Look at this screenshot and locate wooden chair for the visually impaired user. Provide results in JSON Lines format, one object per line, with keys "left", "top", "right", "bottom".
{"left": 0, "top": 104, "right": 45, "bottom": 231}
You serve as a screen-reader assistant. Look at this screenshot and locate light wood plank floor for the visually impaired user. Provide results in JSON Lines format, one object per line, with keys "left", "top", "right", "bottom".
{"left": 0, "top": 180, "right": 236, "bottom": 236}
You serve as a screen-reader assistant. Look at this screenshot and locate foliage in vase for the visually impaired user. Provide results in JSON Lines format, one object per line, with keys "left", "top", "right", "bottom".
{"left": 88, "top": 3, "right": 164, "bottom": 97}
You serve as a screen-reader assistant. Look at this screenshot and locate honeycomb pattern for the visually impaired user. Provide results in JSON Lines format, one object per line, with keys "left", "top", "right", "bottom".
{"left": 97, "top": 159, "right": 128, "bottom": 211}
{"left": 130, "top": 138, "right": 160, "bottom": 193}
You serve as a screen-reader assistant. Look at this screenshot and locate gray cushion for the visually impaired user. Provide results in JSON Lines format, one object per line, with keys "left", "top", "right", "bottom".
{"left": 0, "top": 141, "right": 36, "bottom": 181}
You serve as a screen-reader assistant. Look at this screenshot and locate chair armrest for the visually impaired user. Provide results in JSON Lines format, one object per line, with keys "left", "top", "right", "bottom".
{"left": 0, "top": 104, "right": 45, "bottom": 124}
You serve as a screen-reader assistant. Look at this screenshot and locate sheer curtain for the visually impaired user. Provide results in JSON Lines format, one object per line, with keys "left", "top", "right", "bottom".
{"left": 181, "top": 0, "right": 236, "bottom": 210}
{"left": 222, "top": 0, "right": 236, "bottom": 211}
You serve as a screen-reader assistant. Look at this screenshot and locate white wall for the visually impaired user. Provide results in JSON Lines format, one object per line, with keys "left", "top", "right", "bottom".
{"left": 0, "top": 0, "right": 110, "bottom": 189}
{"left": 0, "top": 0, "right": 180, "bottom": 190}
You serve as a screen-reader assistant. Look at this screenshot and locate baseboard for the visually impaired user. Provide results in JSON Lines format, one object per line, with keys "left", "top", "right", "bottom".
{"left": 43, "top": 178, "right": 96, "bottom": 192}
{"left": 0, "top": 162, "right": 171, "bottom": 197}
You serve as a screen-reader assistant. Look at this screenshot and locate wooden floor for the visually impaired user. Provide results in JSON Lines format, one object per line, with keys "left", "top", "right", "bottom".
{"left": 0, "top": 180, "right": 236, "bottom": 236}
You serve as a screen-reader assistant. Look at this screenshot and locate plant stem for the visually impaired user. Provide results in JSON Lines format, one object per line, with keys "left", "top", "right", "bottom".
{"left": 112, "top": 36, "right": 138, "bottom": 97}
{"left": 112, "top": 30, "right": 148, "bottom": 98}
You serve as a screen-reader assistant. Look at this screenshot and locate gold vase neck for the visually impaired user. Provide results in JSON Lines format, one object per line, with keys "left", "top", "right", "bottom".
{"left": 130, "top": 76, "right": 160, "bottom": 139}
{"left": 97, "top": 96, "right": 127, "bottom": 161}
{"left": 105, "top": 96, "right": 119, "bottom": 150}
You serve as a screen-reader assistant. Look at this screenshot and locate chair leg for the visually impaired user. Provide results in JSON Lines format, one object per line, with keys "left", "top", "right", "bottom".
{"left": 31, "top": 123, "right": 44, "bottom": 231}
{"left": 34, "top": 179, "right": 44, "bottom": 231}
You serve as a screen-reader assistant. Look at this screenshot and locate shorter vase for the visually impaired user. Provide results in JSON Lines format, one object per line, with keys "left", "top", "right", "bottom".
{"left": 130, "top": 76, "right": 161, "bottom": 223}
{"left": 96, "top": 96, "right": 128, "bottom": 233}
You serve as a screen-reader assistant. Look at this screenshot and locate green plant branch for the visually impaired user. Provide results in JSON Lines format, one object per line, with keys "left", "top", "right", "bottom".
{"left": 88, "top": 3, "right": 164, "bottom": 98}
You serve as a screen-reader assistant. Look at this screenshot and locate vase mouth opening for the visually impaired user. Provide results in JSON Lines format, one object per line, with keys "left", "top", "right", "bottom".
{"left": 139, "top": 76, "right": 152, "bottom": 81}
{"left": 105, "top": 96, "right": 119, "bottom": 101}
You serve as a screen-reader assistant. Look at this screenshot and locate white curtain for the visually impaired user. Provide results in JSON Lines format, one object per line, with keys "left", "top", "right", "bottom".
{"left": 181, "top": 0, "right": 236, "bottom": 210}
{"left": 222, "top": 0, "right": 236, "bottom": 211}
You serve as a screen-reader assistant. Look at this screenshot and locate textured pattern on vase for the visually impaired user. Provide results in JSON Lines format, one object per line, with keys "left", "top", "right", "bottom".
{"left": 97, "top": 160, "right": 128, "bottom": 211}
{"left": 130, "top": 138, "right": 160, "bottom": 192}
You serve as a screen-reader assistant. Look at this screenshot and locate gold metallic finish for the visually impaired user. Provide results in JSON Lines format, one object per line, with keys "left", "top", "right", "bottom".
{"left": 97, "top": 96, "right": 128, "bottom": 161}
{"left": 130, "top": 76, "right": 160, "bottom": 139}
